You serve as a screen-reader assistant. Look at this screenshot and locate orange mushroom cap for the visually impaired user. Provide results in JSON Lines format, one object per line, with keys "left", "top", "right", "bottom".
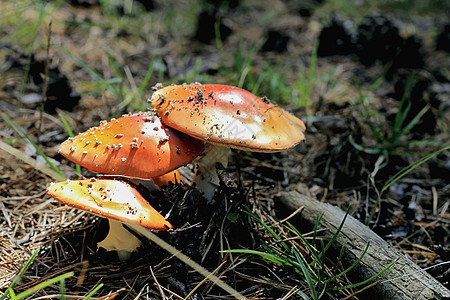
{"left": 152, "top": 169, "right": 182, "bottom": 186}
{"left": 150, "top": 84, "right": 306, "bottom": 152}
{"left": 59, "top": 112, "right": 203, "bottom": 179}
{"left": 47, "top": 178, "right": 172, "bottom": 230}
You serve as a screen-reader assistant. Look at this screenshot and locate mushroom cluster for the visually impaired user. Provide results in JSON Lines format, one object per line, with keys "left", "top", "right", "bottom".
{"left": 47, "top": 84, "right": 306, "bottom": 259}
{"left": 47, "top": 112, "right": 203, "bottom": 260}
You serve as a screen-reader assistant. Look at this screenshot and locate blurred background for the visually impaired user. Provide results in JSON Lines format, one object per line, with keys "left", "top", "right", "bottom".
{"left": 0, "top": 0, "right": 449, "bottom": 298}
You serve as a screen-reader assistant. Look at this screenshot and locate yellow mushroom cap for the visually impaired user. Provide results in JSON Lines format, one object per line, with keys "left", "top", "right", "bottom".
{"left": 47, "top": 179, "right": 172, "bottom": 230}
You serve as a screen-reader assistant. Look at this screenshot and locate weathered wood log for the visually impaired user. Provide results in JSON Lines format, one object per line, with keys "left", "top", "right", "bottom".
{"left": 277, "top": 191, "right": 450, "bottom": 299}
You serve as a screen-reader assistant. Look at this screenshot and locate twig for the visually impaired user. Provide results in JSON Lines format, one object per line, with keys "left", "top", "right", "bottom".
{"left": 149, "top": 266, "right": 166, "bottom": 300}
{"left": 38, "top": 20, "right": 52, "bottom": 144}
{"left": 128, "top": 224, "right": 245, "bottom": 299}
{"left": 184, "top": 260, "right": 227, "bottom": 299}
{"left": 0, "top": 140, "right": 65, "bottom": 181}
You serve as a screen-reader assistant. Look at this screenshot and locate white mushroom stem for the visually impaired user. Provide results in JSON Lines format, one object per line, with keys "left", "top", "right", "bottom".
{"left": 191, "top": 143, "right": 230, "bottom": 202}
{"left": 97, "top": 219, "right": 142, "bottom": 261}
{"left": 95, "top": 179, "right": 166, "bottom": 261}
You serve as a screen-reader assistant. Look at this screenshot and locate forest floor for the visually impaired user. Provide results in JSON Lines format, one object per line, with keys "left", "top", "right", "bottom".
{"left": 0, "top": 0, "right": 449, "bottom": 299}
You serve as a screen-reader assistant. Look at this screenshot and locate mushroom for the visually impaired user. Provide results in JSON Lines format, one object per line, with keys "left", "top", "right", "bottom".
{"left": 52, "top": 112, "right": 203, "bottom": 259}
{"left": 152, "top": 169, "right": 182, "bottom": 186}
{"left": 58, "top": 112, "right": 203, "bottom": 179}
{"left": 150, "top": 83, "right": 306, "bottom": 200}
{"left": 47, "top": 178, "right": 172, "bottom": 260}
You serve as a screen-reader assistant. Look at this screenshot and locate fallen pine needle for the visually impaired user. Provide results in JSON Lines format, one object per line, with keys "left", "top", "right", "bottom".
{"left": 128, "top": 223, "right": 245, "bottom": 299}
{"left": 0, "top": 140, "right": 65, "bottom": 181}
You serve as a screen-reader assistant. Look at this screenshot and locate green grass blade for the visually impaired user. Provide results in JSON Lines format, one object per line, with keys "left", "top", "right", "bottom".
{"left": 105, "top": 50, "right": 124, "bottom": 101}
{"left": 393, "top": 100, "right": 411, "bottom": 135}
{"left": 56, "top": 46, "right": 104, "bottom": 82}
{"left": 223, "top": 249, "right": 294, "bottom": 266}
{"left": 84, "top": 283, "right": 103, "bottom": 299}
{"left": 313, "top": 207, "right": 350, "bottom": 264}
{"left": 14, "top": 272, "right": 74, "bottom": 300}
{"left": 292, "top": 249, "right": 318, "bottom": 300}
{"left": 286, "top": 221, "right": 322, "bottom": 267}
{"left": 185, "top": 57, "right": 202, "bottom": 83}
{"left": 324, "top": 241, "right": 370, "bottom": 284}
{"left": 2, "top": 113, "right": 66, "bottom": 180}
{"left": 392, "top": 76, "right": 414, "bottom": 133}
{"left": 105, "top": 50, "right": 122, "bottom": 79}
{"left": 332, "top": 256, "right": 401, "bottom": 291}
{"left": 244, "top": 209, "right": 291, "bottom": 253}
{"left": 333, "top": 245, "right": 346, "bottom": 274}
{"left": 80, "top": 78, "right": 123, "bottom": 86}
{"left": 1, "top": 248, "right": 40, "bottom": 300}
{"left": 380, "top": 144, "right": 450, "bottom": 197}
{"left": 59, "top": 277, "right": 66, "bottom": 300}
{"left": 58, "top": 113, "right": 81, "bottom": 177}
{"left": 57, "top": 46, "right": 122, "bottom": 102}
{"left": 307, "top": 39, "right": 318, "bottom": 94}
{"left": 368, "top": 76, "right": 384, "bottom": 92}
{"left": 311, "top": 213, "right": 322, "bottom": 245}
{"left": 397, "top": 104, "right": 430, "bottom": 139}
{"left": 215, "top": 21, "right": 225, "bottom": 62}
{"left": 118, "top": 58, "right": 156, "bottom": 110}
{"left": 58, "top": 113, "right": 75, "bottom": 138}
{"left": 295, "top": 39, "right": 318, "bottom": 108}
{"left": 297, "top": 289, "right": 312, "bottom": 300}
{"left": 250, "top": 68, "right": 267, "bottom": 95}
{"left": 135, "top": 58, "right": 156, "bottom": 98}
{"left": 348, "top": 135, "right": 382, "bottom": 155}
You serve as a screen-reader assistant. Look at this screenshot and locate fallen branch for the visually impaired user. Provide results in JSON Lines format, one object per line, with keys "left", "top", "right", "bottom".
{"left": 277, "top": 191, "right": 450, "bottom": 300}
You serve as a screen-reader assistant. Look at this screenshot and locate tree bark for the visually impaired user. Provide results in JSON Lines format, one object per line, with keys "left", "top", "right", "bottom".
{"left": 277, "top": 191, "right": 450, "bottom": 300}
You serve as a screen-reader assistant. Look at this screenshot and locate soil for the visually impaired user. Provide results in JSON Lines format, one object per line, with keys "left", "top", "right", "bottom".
{"left": 0, "top": 0, "right": 449, "bottom": 299}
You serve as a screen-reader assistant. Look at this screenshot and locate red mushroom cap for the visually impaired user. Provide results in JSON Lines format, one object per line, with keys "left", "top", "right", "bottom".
{"left": 59, "top": 112, "right": 203, "bottom": 179}
{"left": 150, "top": 84, "right": 306, "bottom": 152}
{"left": 47, "top": 178, "right": 172, "bottom": 230}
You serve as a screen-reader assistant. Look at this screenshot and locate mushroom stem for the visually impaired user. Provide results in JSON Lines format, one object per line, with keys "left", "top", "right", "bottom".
{"left": 97, "top": 174, "right": 179, "bottom": 261}
{"left": 191, "top": 143, "right": 230, "bottom": 201}
{"left": 47, "top": 179, "right": 173, "bottom": 261}
{"left": 97, "top": 219, "right": 142, "bottom": 261}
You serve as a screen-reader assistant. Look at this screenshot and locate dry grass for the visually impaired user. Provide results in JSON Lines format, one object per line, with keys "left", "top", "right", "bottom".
{"left": 0, "top": 0, "right": 449, "bottom": 298}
